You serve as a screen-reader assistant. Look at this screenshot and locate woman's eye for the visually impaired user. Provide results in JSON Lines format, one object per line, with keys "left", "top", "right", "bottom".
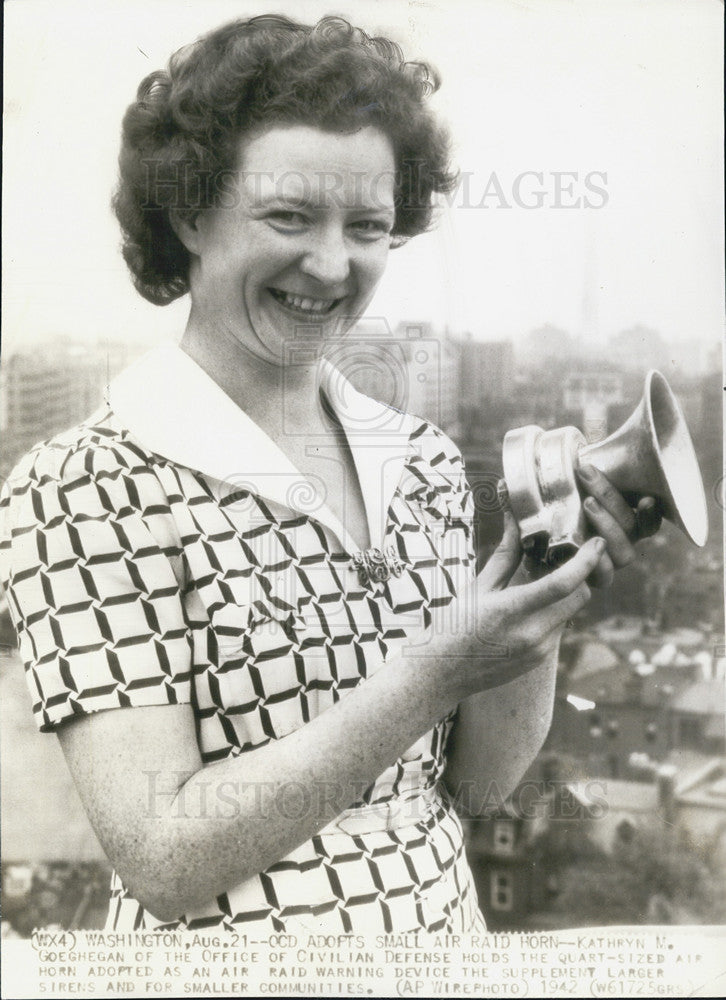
{"left": 350, "top": 219, "right": 392, "bottom": 240}
{"left": 267, "top": 211, "right": 308, "bottom": 230}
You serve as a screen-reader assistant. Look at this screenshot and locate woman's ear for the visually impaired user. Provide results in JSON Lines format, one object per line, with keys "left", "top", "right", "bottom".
{"left": 169, "top": 209, "right": 203, "bottom": 255}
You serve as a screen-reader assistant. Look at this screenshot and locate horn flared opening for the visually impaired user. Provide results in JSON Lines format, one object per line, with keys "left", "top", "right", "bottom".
{"left": 647, "top": 370, "right": 708, "bottom": 547}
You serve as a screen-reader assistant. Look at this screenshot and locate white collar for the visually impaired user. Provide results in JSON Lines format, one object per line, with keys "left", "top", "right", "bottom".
{"left": 107, "top": 343, "right": 416, "bottom": 553}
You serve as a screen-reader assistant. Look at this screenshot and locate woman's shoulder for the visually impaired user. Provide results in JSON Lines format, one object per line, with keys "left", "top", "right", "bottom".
{"left": 3, "top": 406, "right": 154, "bottom": 493}
{"left": 406, "top": 411, "right": 467, "bottom": 480}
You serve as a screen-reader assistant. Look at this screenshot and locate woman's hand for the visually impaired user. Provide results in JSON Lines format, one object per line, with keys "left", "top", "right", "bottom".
{"left": 447, "top": 464, "right": 662, "bottom": 696}
{"left": 576, "top": 463, "right": 662, "bottom": 588}
{"left": 439, "top": 511, "right": 606, "bottom": 701}
{"left": 500, "top": 465, "right": 662, "bottom": 590}
{"left": 443, "top": 511, "right": 602, "bottom": 808}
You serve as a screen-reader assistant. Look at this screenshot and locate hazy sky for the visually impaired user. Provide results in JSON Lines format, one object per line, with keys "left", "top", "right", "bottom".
{"left": 3, "top": 0, "right": 724, "bottom": 356}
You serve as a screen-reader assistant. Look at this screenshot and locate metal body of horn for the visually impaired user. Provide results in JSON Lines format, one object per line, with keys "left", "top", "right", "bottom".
{"left": 499, "top": 370, "right": 708, "bottom": 567}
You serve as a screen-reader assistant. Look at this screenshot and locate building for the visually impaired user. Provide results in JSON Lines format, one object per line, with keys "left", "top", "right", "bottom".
{"left": 548, "top": 670, "right": 725, "bottom": 780}
{"left": 546, "top": 624, "right": 724, "bottom": 780}
{"left": 670, "top": 756, "right": 726, "bottom": 865}
{"left": 558, "top": 756, "right": 726, "bottom": 861}
{"left": 457, "top": 336, "right": 514, "bottom": 444}
{"left": 465, "top": 752, "right": 726, "bottom": 929}
{"left": 561, "top": 366, "right": 624, "bottom": 442}
{"left": 463, "top": 806, "right": 550, "bottom": 928}
{"left": 1, "top": 351, "right": 96, "bottom": 467}
{"left": 607, "top": 325, "right": 670, "bottom": 375}
{"left": 516, "top": 324, "right": 573, "bottom": 372}
{"left": 336, "top": 320, "right": 516, "bottom": 440}
{"left": 1, "top": 339, "right": 140, "bottom": 473}
{"left": 335, "top": 319, "right": 461, "bottom": 432}
{"left": 562, "top": 775, "right": 665, "bottom": 854}
{"left": 392, "top": 321, "right": 461, "bottom": 433}
{"left": 669, "top": 680, "right": 726, "bottom": 756}
{"left": 548, "top": 683, "right": 670, "bottom": 780}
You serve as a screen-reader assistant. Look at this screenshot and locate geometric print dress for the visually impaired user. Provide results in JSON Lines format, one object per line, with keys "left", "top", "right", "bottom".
{"left": 0, "top": 344, "right": 484, "bottom": 934}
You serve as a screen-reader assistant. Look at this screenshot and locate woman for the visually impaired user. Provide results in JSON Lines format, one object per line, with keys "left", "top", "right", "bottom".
{"left": 0, "top": 14, "right": 654, "bottom": 934}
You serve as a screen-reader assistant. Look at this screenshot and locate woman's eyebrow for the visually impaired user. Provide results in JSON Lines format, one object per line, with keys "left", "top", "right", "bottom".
{"left": 249, "top": 192, "right": 395, "bottom": 218}
{"left": 247, "top": 191, "right": 310, "bottom": 210}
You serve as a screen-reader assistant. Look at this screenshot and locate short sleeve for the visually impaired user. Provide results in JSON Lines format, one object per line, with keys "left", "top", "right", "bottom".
{"left": 0, "top": 441, "right": 193, "bottom": 731}
{"left": 442, "top": 435, "right": 477, "bottom": 571}
{"left": 410, "top": 421, "right": 477, "bottom": 576}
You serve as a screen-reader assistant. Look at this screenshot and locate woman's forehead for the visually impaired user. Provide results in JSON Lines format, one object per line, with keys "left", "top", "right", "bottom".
{"left": 237, "top": 124, "right": 397, "bottom": 210}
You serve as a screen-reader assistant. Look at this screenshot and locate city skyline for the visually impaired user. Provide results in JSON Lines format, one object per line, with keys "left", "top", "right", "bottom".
{"left": 0, "top": 317, "right": 718, "bottom": 381}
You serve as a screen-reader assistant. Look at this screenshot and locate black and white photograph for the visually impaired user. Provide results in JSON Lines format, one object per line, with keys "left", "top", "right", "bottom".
{"left": 1, "top": 0, "right": 724, "bottom": 994}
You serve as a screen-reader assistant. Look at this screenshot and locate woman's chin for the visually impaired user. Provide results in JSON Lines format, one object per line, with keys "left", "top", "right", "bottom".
{"left": 257, "top": 311, "right": 354, "bottom": 361}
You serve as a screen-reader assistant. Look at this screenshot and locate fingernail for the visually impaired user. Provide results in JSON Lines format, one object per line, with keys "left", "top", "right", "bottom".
{"left": 578, "top": 464, "right": 596, "bottom": 481}
{"left": 594, "top": 537, "right": 606, "bottom": 554}
{"left": 584, "top": 497, "right": 599, "bottom": 513}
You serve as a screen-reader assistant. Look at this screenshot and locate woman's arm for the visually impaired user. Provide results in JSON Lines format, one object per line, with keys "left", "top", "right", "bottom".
{"left": 444, "top": 643, "right": 558, "bottom": 813}
{"left": 58, "top": 649, "right": 465, "bottom": 923}
{"left": 443, "top": 510, "right": 558, "bottom": 812}
{"left": 57, "top": 536, "right": 604, "bottom": 922}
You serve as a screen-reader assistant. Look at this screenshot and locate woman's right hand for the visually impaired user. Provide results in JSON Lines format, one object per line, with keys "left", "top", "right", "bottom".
{"left": 438, "top": 511, "right": 605, "bottom": 701}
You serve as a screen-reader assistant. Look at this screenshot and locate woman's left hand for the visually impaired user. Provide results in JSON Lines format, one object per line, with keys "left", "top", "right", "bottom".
{"left": 576, "top": 463, "right": 662, "bottom": 588}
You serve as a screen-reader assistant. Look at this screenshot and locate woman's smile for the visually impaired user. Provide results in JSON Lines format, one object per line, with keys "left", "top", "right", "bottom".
{"left": 267, "top": 287, "right": 344, "bottom": 319}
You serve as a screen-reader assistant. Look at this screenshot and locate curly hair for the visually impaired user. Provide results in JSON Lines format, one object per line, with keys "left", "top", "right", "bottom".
{"left": 112, "top": 14, "right": 457, "bottom": 305}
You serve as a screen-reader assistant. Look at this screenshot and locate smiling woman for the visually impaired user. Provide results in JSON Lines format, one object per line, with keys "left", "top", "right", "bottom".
{"left": 112, "top": 15, "right": 455, "bottom": 307}
{"left": 0, "top": 12, "right": 632, "bottom": 935}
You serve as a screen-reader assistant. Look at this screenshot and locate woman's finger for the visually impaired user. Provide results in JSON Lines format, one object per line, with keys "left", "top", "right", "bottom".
{"left": 510, "top": 535, "right": 605, "bottom": 613}
{"left": 586, "top": 547, "right": 615, "bottom": 589}
{"left": 635, "top": 496, "right": 663, "bottom": 539}
{"left": 536, "top": 580, "right": 592, "bottom": 633}
{"left": 583, "top": 496, "right": 634, "bottom": 568}
{"left": 477, "top": 509, "right": 523, "bottom": 592}
{"left": 576, "top": 463, "right": 637, "bottom": 537}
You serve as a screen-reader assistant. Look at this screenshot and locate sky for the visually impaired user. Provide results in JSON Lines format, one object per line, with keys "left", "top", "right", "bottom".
{"left": 3, "top": 0, "right": 724, "bottom": 357}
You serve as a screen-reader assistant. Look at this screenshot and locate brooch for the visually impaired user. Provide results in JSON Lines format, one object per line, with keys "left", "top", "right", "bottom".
{"left": 352, "top": 545, "right": 404, "bottom": 585}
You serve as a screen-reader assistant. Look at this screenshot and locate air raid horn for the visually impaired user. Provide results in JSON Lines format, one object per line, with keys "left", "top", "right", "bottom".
{"left": 499, "top": 370, "right": 709, "bottom": 567}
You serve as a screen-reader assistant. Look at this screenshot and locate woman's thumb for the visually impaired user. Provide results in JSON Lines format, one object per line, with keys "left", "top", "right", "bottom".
{"left": 478, "top": 508, "right": 522, "bottom": 591}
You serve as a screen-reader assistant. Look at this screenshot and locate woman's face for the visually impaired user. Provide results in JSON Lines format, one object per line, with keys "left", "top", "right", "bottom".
{"left": 184, "top": 124, "right": 397, "bottom": 364}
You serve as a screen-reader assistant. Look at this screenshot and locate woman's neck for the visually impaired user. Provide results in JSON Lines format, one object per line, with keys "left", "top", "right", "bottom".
{"left": 179, "top": 316, "right": 333, "bottom": 442}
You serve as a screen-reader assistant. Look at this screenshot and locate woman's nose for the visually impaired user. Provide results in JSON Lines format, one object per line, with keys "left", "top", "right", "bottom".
{"left": 299, "top": 227, "right": 351, "bottom": 287}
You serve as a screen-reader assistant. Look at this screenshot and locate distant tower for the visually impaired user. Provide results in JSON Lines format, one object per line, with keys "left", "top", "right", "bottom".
{"left": 577, "top": 217, "right": 609, "bottom": 440}
{"left": 579, "top": 216, "right": 600, "bottom": 356}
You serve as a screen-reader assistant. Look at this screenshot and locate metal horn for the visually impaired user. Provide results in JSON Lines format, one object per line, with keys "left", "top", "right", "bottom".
{"left": 500, "top": 370, "right": 709, "bottom": 567}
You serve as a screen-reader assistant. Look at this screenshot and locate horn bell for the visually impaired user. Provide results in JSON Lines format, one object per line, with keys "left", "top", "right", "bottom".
{"left": 578, "top": 369, "right": 708, "bottom": 547}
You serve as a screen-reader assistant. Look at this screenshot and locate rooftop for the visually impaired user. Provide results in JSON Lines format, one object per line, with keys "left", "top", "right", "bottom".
{"left": 670, "top": 679, "right": 726, "bottom": 715}
{"left": 564, "top": 661, "right": 697, "bottom": 708}
{"left": 567, "top": 779, "right": 659, "bottom": 813}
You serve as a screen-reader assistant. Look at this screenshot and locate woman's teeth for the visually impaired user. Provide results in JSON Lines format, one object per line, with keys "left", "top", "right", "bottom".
{"left": 270, "top": 289, "right": 338, "bottom": 314}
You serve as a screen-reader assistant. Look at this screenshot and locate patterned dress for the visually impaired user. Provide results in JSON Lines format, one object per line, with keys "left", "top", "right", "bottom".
{"left": 0, "top": 345, "right": 484, "bottom": 934}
